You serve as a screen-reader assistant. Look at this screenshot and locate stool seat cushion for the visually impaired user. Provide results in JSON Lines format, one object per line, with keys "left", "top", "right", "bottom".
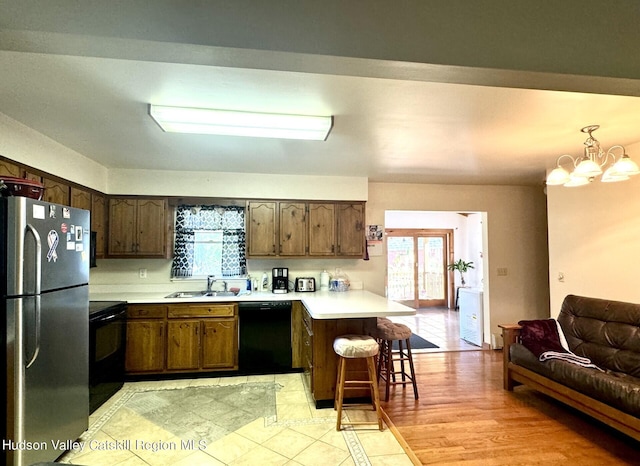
{"left": 333, "top": 335, "right": 379, "bottom": 358}
{"left": 373, "top": 322, "right": 412, "bottom": 341}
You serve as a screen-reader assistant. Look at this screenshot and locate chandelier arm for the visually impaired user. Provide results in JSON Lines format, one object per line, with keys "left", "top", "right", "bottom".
{"left": 555, "top": 153, "right": 577, "bottom": 168}
{"left": 606, "top": 145, "right": 626, "bottom": 158}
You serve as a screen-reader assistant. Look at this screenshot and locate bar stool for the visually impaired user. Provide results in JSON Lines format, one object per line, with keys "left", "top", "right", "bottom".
{"left": 333, "top": 334, "right": 384, "bottom": 431}
{"left": 374, "top": 321, "right": 419, "bottom": 402}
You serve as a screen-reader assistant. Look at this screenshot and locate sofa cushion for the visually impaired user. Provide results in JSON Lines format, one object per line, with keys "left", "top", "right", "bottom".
{"left": 558, "top": 295, "right": 640, "bottom": 377}
{"left": 511, "top": 342, "right": 640, "bottom": 418}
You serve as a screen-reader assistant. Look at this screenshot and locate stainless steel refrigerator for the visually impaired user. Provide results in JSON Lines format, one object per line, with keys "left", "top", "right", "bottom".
{"left": 2, "top": 196, "right": 90, "bottom": 466}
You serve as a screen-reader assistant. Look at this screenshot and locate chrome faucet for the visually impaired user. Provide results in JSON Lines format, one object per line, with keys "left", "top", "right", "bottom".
{"left": 207, "top": 275, "right": 228, "bottom": 292}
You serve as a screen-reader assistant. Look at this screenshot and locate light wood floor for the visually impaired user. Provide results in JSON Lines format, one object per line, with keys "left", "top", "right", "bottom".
{"left": 381, "top": 350, "right": 639, "bottom": 465}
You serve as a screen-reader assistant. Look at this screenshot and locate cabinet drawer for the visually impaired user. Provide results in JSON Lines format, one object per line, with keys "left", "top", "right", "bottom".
{"left": 168, "top": 303, "right": 237, "bottom": 318}
{"left": 127, "top": 305, "right": 167, "bottom": 319}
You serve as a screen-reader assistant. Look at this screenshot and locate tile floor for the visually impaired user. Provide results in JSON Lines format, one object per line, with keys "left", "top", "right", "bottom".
{"left": 59, "top": 373, "right": 415, "bottom": 466}
{"left": 390, "top": 306, "right": 483, "bottom": 352}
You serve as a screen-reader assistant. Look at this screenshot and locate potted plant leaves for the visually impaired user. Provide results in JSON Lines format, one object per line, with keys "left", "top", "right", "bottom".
{"left": 447, "top": 259, "right": 474, "bottom": 286}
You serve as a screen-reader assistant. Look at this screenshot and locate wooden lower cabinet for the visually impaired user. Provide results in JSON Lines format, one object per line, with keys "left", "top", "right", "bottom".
{"left": 125, "top": 303, "right": 238, "bottom": 375}
{"left": 125, "top": 320, "right": 166, "bottom": 373}
{"left": 167, "top": 320, "right": 200, "bottom": 370}
{"left": 300, "top": 303, "right": 376, "bottom": 406}
{"left": 202, "top": 318, "right": 238, "bottom": 369}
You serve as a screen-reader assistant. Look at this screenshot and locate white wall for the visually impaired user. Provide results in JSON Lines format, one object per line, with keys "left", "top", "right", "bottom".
{"left": 546, "top": 140, "right": 640, "bottom": 315}
{"left": 0, "top": 113, "right": 108, "bottom": 191}
{"left": 366, "top": 182, "right": 550, "bottom": 342}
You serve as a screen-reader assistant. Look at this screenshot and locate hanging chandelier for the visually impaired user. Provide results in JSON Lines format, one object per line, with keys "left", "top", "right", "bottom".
{"left": 546, "top": 125, "right": 640, "bottom": 187}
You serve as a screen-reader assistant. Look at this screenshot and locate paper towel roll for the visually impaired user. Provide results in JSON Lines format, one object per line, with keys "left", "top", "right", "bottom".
{"left": 320, "top": 270, "right": 330, "bottom": 291}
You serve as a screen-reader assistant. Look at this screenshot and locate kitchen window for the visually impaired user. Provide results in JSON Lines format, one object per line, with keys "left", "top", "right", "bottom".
{"left": 171, "top": 205, "right": 246, "bottom": 278}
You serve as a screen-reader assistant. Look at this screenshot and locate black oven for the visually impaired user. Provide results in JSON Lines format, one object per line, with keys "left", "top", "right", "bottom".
{"left": 89, "top": 301, "right": 127, "bottom": 413}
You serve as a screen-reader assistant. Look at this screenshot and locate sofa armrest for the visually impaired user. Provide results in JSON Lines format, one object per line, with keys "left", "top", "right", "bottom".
{"left": 499, "top": 324, "right": 522, "bottom": 390}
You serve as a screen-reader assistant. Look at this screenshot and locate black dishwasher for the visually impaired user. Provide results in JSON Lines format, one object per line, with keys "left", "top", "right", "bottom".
{"left": 238, "top": 301, "right": 293, "bottom": 374}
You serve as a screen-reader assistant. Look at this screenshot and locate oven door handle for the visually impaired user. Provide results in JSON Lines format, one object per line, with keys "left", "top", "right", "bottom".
{"left": 92, "top": 309, "right": 126, "bottom": 324}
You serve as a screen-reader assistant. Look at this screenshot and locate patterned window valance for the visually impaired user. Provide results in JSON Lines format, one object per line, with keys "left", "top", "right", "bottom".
{"left": 171, "top": 205, "right": 246, "bottom": 278}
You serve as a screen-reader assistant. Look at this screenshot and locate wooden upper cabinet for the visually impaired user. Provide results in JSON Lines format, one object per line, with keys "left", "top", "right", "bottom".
{"left": 308, "top": 203, "right": 335, "bottom": 256}
{"left": 0, "top": 160, "right": 21, "bottom": 177}
{"left": 70, "top": 186, "right": 91, "bottom": 211}
{"left": 247, "top": 201, "right": 277, "bottom": 256}
{"left": 108, "top": 198, "right": 167, "bottom": 257}
{"left": 42, "top": 177, "right": 70, "bottom": 206}
{"left": 108, "top": 198, "right": 137, "bottom": 255}
{"left": 91, "top": 193, "right": 106, "bottom": 257}
{"left": 247, "top": 200, "right": 365, "bottom": 258}
{"left": 279, "top": 202, "right": 307, "bottom": 256}
{"left": 336, "top": 203, "right": 365, "bottom": 256}
{"left": 137, "top": 199, "right": 166, "bottom": 255}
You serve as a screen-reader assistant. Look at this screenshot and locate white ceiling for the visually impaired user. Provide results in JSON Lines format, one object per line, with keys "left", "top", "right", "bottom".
{"left": 2, "top": 3, "right": 640, "bottom": 187}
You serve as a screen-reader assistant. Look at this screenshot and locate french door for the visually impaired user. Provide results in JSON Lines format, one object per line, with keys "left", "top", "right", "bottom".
{"left": 386, "top": 229, "right": 453, "bottom": 308}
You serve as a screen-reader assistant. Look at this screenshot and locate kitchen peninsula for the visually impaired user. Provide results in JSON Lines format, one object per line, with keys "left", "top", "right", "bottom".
{"left": 90, "top": 289, "right": 415, "bottom": 405}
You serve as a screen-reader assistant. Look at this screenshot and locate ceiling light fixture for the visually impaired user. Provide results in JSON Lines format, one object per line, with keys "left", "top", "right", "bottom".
{"left": 149, "top": 105, "right": 333, "bottom": 141}
{"left": 546, "top": 125, "right": 640, "bottom": 187}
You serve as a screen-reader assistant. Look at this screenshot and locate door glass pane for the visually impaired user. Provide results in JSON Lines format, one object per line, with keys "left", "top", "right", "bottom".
{"left": 418, "top": 236, "right": 444, "bottom": 300}
{"left": 387, "top": 236, "right": 415, "bottom": 300}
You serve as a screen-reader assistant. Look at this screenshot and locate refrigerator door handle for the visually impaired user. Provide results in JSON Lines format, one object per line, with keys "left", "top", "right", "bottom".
{"left": 25, "top": 223, "right": 42, "bottom": 369}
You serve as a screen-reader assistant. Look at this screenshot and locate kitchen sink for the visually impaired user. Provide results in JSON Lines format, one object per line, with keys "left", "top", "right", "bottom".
{"left": 201, "top": 291, "right": 237, "bottom": 297}
{"left": 165, "top": 290, "right": 238, "bottom": 298}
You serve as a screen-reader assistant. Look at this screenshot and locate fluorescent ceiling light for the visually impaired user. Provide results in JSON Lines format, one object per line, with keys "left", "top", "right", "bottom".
{"left": 149, "top": 105, "right": 333, "bottom": 141}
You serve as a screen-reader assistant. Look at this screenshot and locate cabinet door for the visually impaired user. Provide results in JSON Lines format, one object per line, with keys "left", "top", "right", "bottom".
{"left": 279, "top": 202, "right": 307, "bottom": 255}
{"left": 336, "top": 203, "right": 365, "bottom": 256}
{"left": 308, "top": 203, "right": 335, "bottom": 256}
{"left": 70, "top": 186, "right": 91, "bottom": 211}
{"left": 202, "top": 318, "right": 238, "bottom": 370}
{"left": 0, "top": 160, "right": 21, "bottom": 177}
{"left": 136, "top": 199, "right": 166, "bottom": 256}
{"left": 167, "top": 320, "right": 200, "bottom": 370}
{"left": 125, "top": 320, "right": 165, "bottom": 372}
{"left": 247, "top": 201, "right": 277, "bottom": 256}
{"left": 42, "top": 177, "right": 70, "bottom": 205}
{"left": 109, "top": 198, "right": 137, "bottom": 254}
{"left": 91, "top": 193, "right": 106, "bottom": 257}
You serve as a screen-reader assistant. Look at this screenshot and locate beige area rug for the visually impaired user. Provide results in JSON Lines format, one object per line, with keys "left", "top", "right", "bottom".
{"left": 60, "top": 381, "right": 417, "bottom": 466}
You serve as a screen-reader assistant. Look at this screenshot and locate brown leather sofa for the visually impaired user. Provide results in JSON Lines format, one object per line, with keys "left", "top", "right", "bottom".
{"left": 500, "top": 294, "right": 640, "bottom": 441}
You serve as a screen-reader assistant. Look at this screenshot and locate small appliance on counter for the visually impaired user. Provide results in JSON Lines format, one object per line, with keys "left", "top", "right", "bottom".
{"left": 295, "top": 277, "right": 316, "bottom": 292}
{"left": 272, "top": 267, "right": 289, "bottom": 293}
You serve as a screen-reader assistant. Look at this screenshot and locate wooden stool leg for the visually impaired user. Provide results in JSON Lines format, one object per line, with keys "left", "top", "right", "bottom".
{"left": 384, "top": 339, "right": 392, "bottom": 401}
{"left": 398, "top": 339, "right": 407, "bottom": 383}
{"left": 376, "top": 339, "right": 384, "bottom": 383}
{"left": 335, "top": 356, "right": 346, "bottom": 431}
{"left": 405, "top": 339, "right": 419, "bottom": 400}
{"left": 366, "top": 356, "right": 384, "bottom": 430}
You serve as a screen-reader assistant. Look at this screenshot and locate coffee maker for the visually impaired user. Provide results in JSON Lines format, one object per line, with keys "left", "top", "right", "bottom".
{"left": 272, "top": 267, "right": 289, "bottom": 294}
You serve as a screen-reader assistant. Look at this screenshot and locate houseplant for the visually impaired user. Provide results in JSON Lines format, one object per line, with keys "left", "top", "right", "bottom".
{"left": 447, "top": 259, "right": 474, "bottom": 286}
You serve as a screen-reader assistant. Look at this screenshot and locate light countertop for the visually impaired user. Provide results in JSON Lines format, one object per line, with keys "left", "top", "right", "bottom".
{"left": 89, "top": 289, "right": 415, "bottom": 320}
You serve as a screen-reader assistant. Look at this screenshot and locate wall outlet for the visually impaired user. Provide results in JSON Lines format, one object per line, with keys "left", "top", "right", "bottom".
{"left": 139, "top": 268, "right": 147, "bottom": 279}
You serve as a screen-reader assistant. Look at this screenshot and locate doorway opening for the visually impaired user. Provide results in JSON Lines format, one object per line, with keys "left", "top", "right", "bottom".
{"left": 386, "top": 229, "right": 453, "bottom": 309}
{"left": 384, "top": 211, "right": 488, "bottom": 351}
